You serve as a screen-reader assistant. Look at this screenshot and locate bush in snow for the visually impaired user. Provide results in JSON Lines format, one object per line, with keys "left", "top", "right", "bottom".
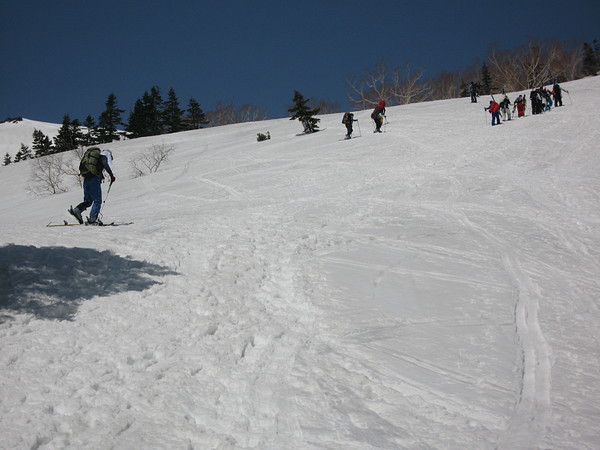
{"left": 130, "top": 143, "right": 174, "bottom": 178}
{"left": 256, "top": 131, "right": 270, "bottom": 142}
{"left": 27, "top": 153, "right": 70, "bottom": 196}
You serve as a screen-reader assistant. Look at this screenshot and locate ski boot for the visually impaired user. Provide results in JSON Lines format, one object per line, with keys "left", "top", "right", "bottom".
{"left": 68, "top": 206, "right": 83, "bottom": 224}
{"left": 86, "top": 215, "right": 103, "bottom": 226}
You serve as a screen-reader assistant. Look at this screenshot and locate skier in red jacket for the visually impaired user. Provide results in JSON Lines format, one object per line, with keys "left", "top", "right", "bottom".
{"left": 371, "top": 100, "right": 386, "bottom": 133}
{"left": 485, "top": 100, "right": 501, "bottom": 126}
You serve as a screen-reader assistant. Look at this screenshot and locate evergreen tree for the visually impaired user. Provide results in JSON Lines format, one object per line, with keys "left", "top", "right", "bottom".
{"left": 126, "top": 87, "right": 164, "bottom": 138}
{"left": 71, "top": 118, "right": 85, "bottom": 146}
{"left": 3, "top": 153, "right": 11, "bottom": 165}
{"left": 13, "top": 147, "right": 24, "bottom": 163}
{"left": 14, "top": 144, "right": 33, "bottom": 162}
{"left": 288, "top": 90, "right": 321, "bottom": 133}
{"left": 582, "top": 41, "right": 600, "bottom": 76}
{"left": 147, "top": 86, "right": 164, "bottom": 135}
{"left": 163, "top": 88, "right": 185, "bottom": 134}
{"left": 480, "top": 63, "right": 493, "bottom": 95}
{"left": 53, "top": 115, "right": 84, "bottom": 153}
{"left": 32, "top": 129, "right": 53, "bottom": 157}
{"left": 126, "top": 98, "right": 149, "bottom": 139}
{"left": 97, "top": 93, "right": 124, "bottom": 143}
{"left": 185, "top": 97, "right": 209, "bottom": 129}
{"left": 82, "top": 114, "right": 98, "bottom": 146}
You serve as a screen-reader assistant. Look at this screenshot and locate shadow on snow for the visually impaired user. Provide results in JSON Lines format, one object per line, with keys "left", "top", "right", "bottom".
{"left": 0, "top": 244, "right": 178, "bottom": 321}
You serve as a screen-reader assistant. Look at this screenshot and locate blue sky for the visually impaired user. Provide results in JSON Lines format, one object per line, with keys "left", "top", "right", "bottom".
{"left": 1, "top": 0, "right": 598, "bottom": 124}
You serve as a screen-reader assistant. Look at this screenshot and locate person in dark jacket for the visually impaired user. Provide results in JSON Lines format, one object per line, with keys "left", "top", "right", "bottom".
{"left": 469, "top": 82, "right": 479, "bottom": 103}
{"left": 500, "top": 95, "right": 512, "bottom": 121}
{"left": 342, "top": 112, "right": 357, "bottom": 139}
{"left": 530, "top": 89, "right": 543, "bottom": 115}
{"left": 553, "top": 83, "right": 568, "bottom": 107}
{"left": 69, "top": 149, "right": 116, "bottom": 225}
{"left": 371, "top": 100, "right": 386, "bottom": 133}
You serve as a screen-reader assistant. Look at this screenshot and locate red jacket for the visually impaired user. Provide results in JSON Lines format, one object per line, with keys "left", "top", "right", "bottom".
{"left": 487, "top": 101, "right": 499, "bottom": 113}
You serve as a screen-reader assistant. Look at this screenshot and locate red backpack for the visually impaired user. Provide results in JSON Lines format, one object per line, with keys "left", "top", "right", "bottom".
{"left": 371, "top": 100, "right": 386, "bottom": 118}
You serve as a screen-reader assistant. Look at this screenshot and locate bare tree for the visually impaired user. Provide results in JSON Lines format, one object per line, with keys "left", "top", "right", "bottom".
{"left": 347, "top": 60, "right": 429, "bottom": 109}
{"left": 130, "top": 143, "right": 174, "bottom": 178}
{"left": 347, "top": 60, "right": 395, "bottom": 109}
{"left": 208, "top": 101, "right": 269, "bottom": 126}
{"left": 488, "top": 47, "right": 524, "bottom": 91}
{"left": 548, "top": 39, "right": 584, "bottom": 82}
{"left": 312, "top": 98, "right": 342, "bottom": 115}
{"left": 237, "top": 103, "right": 269, "bottom": 122}
{"left": 390, "top": 63, "right": 430, "bottom": 104}
{"left": 208, "top": 102, "right": 237, "bottom": 126}
{"left": 520, "top": 41, "right": 556, "bottom": 88}
{"left": 60, "top": 146, "right": 88, "bottom": 188}
{"left": 428, "top": 71, "right": 462, "bottom": 100}
{"left": 28, "top": 154, "right": 70, "bottom": 196}
{"left": 488, "top": 40, "right": 561, "bottom": 91}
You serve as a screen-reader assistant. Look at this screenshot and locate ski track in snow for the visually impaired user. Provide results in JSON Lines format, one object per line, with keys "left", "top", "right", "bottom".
{"left": 1, "top": 77, "right": 600, "bottom": 449}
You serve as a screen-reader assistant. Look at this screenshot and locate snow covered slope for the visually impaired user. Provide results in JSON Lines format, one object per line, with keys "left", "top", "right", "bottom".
{"left": 0, "top": 118, "right": 61, "bottom": 157}
{"left": 1, "top": 77, "right": 599, "bottom": 449}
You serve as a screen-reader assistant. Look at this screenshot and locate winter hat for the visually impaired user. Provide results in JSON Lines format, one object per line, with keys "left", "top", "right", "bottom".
{"left": 101, "top": 149, "right": 114, "bottom": 167}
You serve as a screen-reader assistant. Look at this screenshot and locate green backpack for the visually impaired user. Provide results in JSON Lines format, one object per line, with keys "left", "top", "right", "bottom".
{"left": 79, "top": 147, "right": 102, "bottom": 177}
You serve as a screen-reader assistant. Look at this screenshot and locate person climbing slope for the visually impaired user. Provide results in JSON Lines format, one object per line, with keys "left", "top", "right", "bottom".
{"left": 371, "top": 100, "right": 386, "bottom": 133}
{"left": 68, "top": 147, "right": 116, "bottom": 225}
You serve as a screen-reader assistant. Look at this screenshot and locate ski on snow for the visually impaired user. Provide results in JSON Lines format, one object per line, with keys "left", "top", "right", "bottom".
{"left": 46, "top": 220, "right": 133, "bottom": 227}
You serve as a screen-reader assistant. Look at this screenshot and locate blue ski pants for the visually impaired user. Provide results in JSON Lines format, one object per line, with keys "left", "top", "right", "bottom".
{"left": 77, "top": 176, "right": 102, "bottom": 218}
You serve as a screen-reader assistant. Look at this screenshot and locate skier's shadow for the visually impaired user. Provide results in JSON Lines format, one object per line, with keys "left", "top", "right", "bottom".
{"left": 0, "top": 244, "right": 178, "bottom": 321}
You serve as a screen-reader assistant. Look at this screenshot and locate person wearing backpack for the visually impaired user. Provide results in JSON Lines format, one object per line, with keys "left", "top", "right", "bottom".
{"left": 513, "top": 95, "right": 526, "bottom": 117}
{"left": 342, "top": 112, "right": 356, "bottom": 139}
{"left": 553, "top": 82, "right": 568, "bottom": 107}
{"left": 371, "top": 100, "right": 386, "bottom": 133}
{"left": 484, "top": 100, "right": 501, "bottom": 126}
{"left": 499, "top": 95, "right": 512, "bottom": 121}
{"left": 68, "top": 147, "right": 116, "bottom": 225}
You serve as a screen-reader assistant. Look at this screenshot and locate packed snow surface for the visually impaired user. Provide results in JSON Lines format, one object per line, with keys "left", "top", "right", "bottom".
{"left": 1, "top": 77, "right": 599, "bottom": 449}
